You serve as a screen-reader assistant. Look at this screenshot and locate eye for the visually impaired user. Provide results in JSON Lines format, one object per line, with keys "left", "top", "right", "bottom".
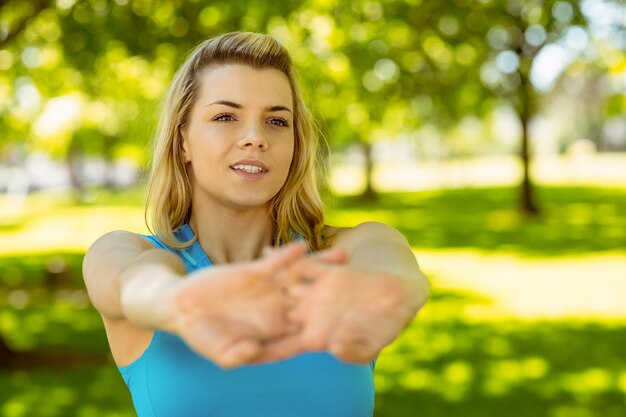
{"left": 213, "top": 113, "right": 236, "bottom": 122}
{"left": 268, "top": 117, "right": 289, "bottom": 127}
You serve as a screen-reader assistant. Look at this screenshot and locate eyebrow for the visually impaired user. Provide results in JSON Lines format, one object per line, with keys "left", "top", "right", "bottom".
{"left": 205, "top": 100, "right": 292, "bottom": 113}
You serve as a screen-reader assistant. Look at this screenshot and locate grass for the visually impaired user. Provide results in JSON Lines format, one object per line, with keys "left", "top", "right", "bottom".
{"left": 1, "top": 185, "right": 625, "bottom": 416}
{"left": 327, "top": 186, "right": 626, "bottom": 256}
{"left": 374, "top": 316, "right": 626, "bottom": 417}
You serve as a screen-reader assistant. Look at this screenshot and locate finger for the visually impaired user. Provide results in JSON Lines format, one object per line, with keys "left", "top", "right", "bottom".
{"left": 309, "top": 247, "right": 348, "bottom": 264}
{"left": 327, "top": 319, "right": 381, "bottom": 364}
{"left": 257, "top": 241, "right": 308, "bottom": 274}
{"left": 286, "top": 298, "right": 308, "bottom": 322}
{"left": 242, "top": 292, "right": 298, "bottom": 340}
{"left": 218, "top": 339, "right": 263, "bottom": 369}
{"left": 285, "top": 282, "right": 311, "bottom": 298}
{"left": 299, "top": 314, "right": 335, "bottom": 352}
{"left": 276, "top": 257, "right": 331, "bottom": 287}
{"left": 273, "top": 260, "right": 302, "bottom": 288}
{"left": 184, "top": 320, "right": 262, "bottom": 369}
{"left": 274, "top": 257, "right": 318, "bottom": 288}
{"left": 329, "top": 338, "right": 378, "bottom": 364}
{"left": 297, "top": 257, "right": 334, "bottom": 279}
{"left": 249, "top": 334, "right": 305, "bottom": 364}
{"left": 261, "top": 246, "right": 275, "bottom": 258}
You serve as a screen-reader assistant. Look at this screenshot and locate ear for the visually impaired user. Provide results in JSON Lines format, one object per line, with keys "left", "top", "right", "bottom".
{"left": 180, "top": 128, "right": 191, "bottom": 163}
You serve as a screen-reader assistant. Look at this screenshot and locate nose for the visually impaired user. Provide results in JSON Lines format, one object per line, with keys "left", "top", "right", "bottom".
{"left": 238, "top": 125, "right": 269, "bottom": 151}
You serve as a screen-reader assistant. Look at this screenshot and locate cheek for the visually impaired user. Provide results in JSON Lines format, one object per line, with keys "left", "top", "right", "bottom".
{"left": 280, "top": 148, "right": 295, "bottom": 176}
{"left": 188, "top": 130, "right": 228, "bottom": 160}
{"left": 285, "top": 136, "right": 296, "bottom": 164}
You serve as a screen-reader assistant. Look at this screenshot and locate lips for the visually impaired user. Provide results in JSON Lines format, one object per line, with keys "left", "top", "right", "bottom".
{"left": 229, "top": 159, "right": 269, "bottom": 173}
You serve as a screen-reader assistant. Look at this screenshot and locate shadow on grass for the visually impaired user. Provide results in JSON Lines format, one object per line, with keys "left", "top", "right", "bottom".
{"left": 1, "top": 186, "right": 625, "bottom": 415}
{"left": 0, "top": 253, "right": 85, "bottom": 289}
{"left": 329, "top": 186, "right": 626, "bottom": 256}
{"left": 1, "top": 367, "right": 135, "bottom": 417}
{"left": 374, "top": 314, "right": 626, "bottom": 417}
{"left": 1, "top": 283, "right": 625, "bottom": 417}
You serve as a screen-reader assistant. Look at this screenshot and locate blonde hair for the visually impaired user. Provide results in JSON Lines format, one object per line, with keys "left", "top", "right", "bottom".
{"left": 145, "top": 32, "right": 328, "bottom": 251}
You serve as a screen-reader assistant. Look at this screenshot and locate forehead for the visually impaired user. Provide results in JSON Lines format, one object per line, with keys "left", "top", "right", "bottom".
{"left": 196, "top": 64, "right": 293, "bottom": 108}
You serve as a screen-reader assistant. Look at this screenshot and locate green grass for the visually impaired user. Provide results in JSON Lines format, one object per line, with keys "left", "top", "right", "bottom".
{"left": 327, "top": 186, "right": 626, "bottom": 255}
{"left": 2, "top": 367, "right": 134, "bottom": 417}
{"left": 1, "top": 185, "right": 625, "bottom": 416}
{"left": 375, "top": 317, "right": 626, "bottom": 417}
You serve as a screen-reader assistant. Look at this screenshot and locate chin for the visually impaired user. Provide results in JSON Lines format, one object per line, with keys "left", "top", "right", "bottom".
{"left": 229, "top": 195, "right": 275, "bottom": 211}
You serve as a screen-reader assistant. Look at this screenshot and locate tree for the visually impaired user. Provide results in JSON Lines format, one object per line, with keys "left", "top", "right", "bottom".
{"left": 0, "top": 0, "right": 621, "bottom": 208}
{"left": 473, "top": 0, "right": 589, "bottom": 215}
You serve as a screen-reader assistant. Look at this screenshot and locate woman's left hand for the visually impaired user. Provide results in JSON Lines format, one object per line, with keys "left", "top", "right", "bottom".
{"left": 254, "top": 257, "right": 424, "bottom": 364}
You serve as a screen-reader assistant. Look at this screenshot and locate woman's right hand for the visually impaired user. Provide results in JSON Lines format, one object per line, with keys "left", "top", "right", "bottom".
{"left": 167, "top": 241, "right": 308, "bottom": 369}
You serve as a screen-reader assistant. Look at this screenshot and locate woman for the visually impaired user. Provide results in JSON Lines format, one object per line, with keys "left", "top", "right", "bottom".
{"left": 83, "top": 32, "right": 429, "bottom": 417}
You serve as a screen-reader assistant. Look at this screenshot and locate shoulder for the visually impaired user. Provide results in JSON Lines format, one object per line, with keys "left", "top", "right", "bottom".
{"left": 325, "top": 222, "right": 407, "bottom": 248}
{"left": 83, "top": 230, "right": 152, "bottom": 268}
{"left": 86, "top": 230, "right": 152, "bottom": 254}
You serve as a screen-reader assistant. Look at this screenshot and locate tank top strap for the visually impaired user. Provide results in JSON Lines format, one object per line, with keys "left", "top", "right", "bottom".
{"left": 139, "top": 234, "right": 169, "bottom": 251}
{"left": 138, "top": 225, "right": 212, "bottom": 273}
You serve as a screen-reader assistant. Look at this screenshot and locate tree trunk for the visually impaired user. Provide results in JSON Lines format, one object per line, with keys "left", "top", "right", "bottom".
{"left": 518, "top": 69, "right": 540, "bottom": 216}
{"left": 66, "top": 134, "right": 88, "bottom": 203}
{"left": 0, "top": 335, "right": 16, "bottom": 369}
{"left": 520, "top": 115, "right": 539, "bottom": 216}
{"left": 361, "top": 141, "right": 377, "bottom": 202}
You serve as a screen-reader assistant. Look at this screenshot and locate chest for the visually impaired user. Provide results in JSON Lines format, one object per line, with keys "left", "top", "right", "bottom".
{"left": 123, "top": 332, "right": 375, "bottom": 417}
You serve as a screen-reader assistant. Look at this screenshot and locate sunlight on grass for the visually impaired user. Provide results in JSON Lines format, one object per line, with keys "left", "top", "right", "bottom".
{"left": 1, "top": 185, "right": 625, "bottom": 417}
{"left": 374, "top": 315, "right": 626, "bottom": 417}
{"left": 0, "top": 206, "right": 146, "bottom": 256}
{"left": 2, "top": 187, "right": 624, "bottom": 322}
{"left": 419, "top": 249, "right": 626, "bottom": 320}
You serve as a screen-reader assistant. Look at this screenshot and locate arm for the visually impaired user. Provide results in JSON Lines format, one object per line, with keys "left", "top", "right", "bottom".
{"left": 82, "top": 230, "right": 186, "bottom": 331}
{"left": 256, "top": 222, "right": 430, "bottom": 365}
{"left": 328, "top": 221, "right": 430, "bottom": 309}
{"left": 83, "top": 231, "right": 310, "bottom": 368}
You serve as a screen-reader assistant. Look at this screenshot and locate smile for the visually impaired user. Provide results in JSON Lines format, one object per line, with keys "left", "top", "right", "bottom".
{"left": 230, "top": 164, "right": 267, "bottom": 173}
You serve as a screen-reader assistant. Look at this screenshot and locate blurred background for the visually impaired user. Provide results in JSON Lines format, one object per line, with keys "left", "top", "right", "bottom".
{"left": 1, "top": 0, "right": 625, "bottom": 416}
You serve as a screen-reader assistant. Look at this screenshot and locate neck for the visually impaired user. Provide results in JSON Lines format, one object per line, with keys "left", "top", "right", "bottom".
{"left": 188, "top": 199, "right": 274, "bottom": 265}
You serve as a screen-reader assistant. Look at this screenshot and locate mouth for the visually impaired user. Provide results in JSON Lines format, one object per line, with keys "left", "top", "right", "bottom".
{"left": 229, "top": 160, "right": 269, "bottom": 174}
{"left": 230, "top": 164, "right": 267, "bottom": 174}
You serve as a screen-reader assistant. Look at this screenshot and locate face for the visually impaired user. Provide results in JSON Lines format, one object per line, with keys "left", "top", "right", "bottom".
{"left": 181, "top": 64, "right": 295, "bottom": 211}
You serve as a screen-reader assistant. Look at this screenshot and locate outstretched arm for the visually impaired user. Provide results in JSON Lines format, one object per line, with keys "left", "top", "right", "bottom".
{"left": 329, "top": 221, "right": 430, "bottom": 304}
{"left": 83, "top": 230, "right": 184, "bottom": 329}
{"left": 256, "top": 222, "right": 430, "bottom": 364}
{"left": 83, "top": 231, "right": 310, "bottom": 369}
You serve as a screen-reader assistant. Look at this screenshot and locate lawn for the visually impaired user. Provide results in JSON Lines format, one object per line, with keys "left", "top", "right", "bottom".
{"left": 1, "top": 185, "right": 625, "bottom": 416}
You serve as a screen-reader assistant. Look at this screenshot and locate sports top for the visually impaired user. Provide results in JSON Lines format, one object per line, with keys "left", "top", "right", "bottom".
{"left": 117, "top": 224, "right": 375, "bottom": 417}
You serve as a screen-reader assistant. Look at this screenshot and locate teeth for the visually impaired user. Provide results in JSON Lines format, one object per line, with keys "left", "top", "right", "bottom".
{"left": 232, "top": 164, "right": 264, "bottom": 173}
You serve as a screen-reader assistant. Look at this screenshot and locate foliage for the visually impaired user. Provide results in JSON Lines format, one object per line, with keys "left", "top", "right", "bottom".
{"left": 1, "top": 186, "right": 625, "bottom": 415}
{"left": 2, "top": 0, "right": 625, "bottom": 208}
{"left": 1, "top": 1, "right": 623, "bottom": 154}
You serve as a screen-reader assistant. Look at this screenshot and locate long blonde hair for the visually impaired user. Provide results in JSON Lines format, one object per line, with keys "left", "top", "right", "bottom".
{"left": 145, "top": 32, "right": 328, "bottom": 251}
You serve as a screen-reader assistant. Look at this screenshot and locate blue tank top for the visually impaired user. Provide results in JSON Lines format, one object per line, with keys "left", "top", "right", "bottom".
{"left": 118, "top": 224, "right": 375, "bottom": 417}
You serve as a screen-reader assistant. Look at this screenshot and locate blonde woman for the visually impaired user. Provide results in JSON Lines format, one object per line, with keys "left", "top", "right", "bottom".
{"left": 83, "top": 32, "right": 429, "bottom": 417}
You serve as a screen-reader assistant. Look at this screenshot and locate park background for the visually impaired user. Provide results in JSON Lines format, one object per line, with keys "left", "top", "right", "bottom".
{"left": 1, "top": 0, "right": 625, "bottom": 416}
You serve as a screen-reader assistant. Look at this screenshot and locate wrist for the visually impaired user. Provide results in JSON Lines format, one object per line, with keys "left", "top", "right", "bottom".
{"left": 119, "top": 262, "right": 186, "bottom": 331}
{"left": 156, "top": 277, "right": 187, "bottom": 334}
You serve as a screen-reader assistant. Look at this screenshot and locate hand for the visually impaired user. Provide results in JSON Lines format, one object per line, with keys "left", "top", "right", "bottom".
{"left": 255, "top": 259, "right": 423, "bottom": 365}
{"left": 168, "top": 242, "right": 307, "bottom": 369}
